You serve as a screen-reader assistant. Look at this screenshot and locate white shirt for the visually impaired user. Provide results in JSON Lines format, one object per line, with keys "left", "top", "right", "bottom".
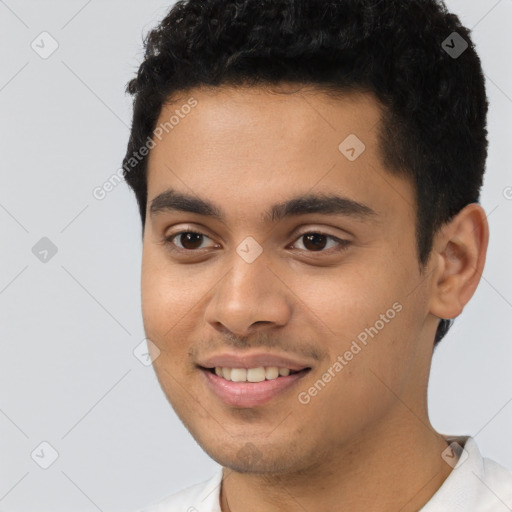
{"left": 141, "top": 436, "right": 512, "bottom": 511}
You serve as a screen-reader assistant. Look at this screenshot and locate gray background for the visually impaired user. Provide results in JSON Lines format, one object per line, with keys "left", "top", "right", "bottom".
{"left": 0, "top": 1, "right": 511, "bottom": 511}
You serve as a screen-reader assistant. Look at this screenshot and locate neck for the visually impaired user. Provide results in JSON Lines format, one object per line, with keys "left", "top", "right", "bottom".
{"left": 220, "top": 420, "right": 453, "bottom": 512}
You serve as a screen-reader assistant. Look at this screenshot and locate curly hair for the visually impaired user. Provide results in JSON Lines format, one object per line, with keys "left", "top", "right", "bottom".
{"left": 122, "top": 0, "right": 489, "bottom": 347}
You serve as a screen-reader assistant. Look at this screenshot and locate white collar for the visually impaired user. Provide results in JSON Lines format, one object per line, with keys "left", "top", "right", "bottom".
{"left": 146, "top": 435, "right": 512, "bottom": 511}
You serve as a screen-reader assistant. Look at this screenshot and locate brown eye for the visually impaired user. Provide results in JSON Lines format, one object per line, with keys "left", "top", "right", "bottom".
{"left": 292, "top": 232, "right": 350, "bottom": 253}
{"left": 178, "top": 232, "right": 204, "bottom": 250}
{"left": 302, "top": 233, "right": 328, "bottom": 251}
{"left": 166, "top": 231, "right": 215, "bottom": 251}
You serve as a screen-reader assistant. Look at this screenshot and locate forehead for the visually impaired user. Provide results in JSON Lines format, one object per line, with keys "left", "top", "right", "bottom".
{"left": 150, "top": 83, "right": 382, "bottom": 154}
{"left": 145, "top": 84, "right": 415, "bottom": 225}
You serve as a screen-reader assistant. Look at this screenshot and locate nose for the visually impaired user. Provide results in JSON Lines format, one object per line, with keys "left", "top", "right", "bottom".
{"left": 204, "top": 251, "right": 293, "bottom": 337}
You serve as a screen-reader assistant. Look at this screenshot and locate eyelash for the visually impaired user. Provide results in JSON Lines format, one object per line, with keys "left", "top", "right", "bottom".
{"left": 163, "top": 229, "right": 351, "bottom": 255}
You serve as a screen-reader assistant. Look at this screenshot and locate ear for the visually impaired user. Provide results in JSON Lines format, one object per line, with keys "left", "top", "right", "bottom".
{"left": 428, "top": 203, "right": 489, "bottom": 320}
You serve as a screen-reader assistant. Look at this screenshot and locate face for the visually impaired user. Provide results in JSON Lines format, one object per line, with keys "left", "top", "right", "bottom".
{"left": 141, "top": 85, "right": 439, "bottom": 475}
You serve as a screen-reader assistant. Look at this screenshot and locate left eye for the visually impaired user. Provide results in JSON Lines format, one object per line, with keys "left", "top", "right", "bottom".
{"left": 291, "top": 232, "right": 350, "bottom": 252}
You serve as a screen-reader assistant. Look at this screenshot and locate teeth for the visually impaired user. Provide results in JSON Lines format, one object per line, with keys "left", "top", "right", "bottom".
{"left": 247, "top": 367, "right": 266, "bottom": 382}
{"left": 265, "top": 366, "right": 279, "bottom": 380}
{"left": 230, "top": 368, "right": 247, "bottom": 382}
{"left": 212, "top": 366, "right": 299, "bottom": 382}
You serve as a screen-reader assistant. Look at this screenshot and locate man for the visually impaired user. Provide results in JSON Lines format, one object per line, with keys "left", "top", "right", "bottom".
{"left": 122, "top": 0, "right": 512, "bottom": 510}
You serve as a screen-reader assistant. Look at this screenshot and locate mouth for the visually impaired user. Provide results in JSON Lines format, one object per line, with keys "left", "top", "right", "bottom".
{"left": 202, "top": 365, "right": 309, "bottom": 381}
{"left": 198, "top": 365, "right": 312, "bottom": 407}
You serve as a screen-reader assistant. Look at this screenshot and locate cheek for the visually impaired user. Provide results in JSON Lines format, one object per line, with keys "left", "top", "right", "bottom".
{"left": 287, "top": 256, "right": 422, "bottom": 388}
{"left": 141, "top": 247, "right": 192, "bottom": 359}
{"left": 283, "top": 261, "right": 401, "bottom": 346}
{"left": 140, "top": 246, "right": 204, "bottom": 331}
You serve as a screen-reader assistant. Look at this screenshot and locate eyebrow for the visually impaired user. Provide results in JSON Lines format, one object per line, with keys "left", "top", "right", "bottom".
{"left": 149, "top": 188, "right": 377, "bottom": 223}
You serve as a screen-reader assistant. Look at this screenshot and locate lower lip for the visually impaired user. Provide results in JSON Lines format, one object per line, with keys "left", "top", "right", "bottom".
{"left": 200, "top": 368, "right": 310, "bottom": 408}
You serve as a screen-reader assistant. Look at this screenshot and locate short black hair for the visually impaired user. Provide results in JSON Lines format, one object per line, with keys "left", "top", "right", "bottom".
{"left": 122, "top": 0, "right": 489, "bottom": 347}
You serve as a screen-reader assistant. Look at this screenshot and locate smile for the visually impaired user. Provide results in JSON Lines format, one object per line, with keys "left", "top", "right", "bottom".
{"left": 211, "top": 366, "right": 300, "bottom": 382}
{"left": 200, "top": 366, "right": 311, "bottom": 407}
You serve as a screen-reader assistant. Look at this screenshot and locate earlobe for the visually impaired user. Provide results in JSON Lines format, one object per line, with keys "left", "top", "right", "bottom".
{"left": 428, "top": 204, "right": 489, "bottom": 321}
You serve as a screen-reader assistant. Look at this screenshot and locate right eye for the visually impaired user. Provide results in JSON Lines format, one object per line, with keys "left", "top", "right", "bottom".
{"left": 164, "top": 230, "right": 218, "bottom": 252}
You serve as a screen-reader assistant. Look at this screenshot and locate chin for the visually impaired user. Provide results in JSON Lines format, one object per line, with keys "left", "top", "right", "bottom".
{"left": 192, "top": 432, "right": 310, "bottom": 475}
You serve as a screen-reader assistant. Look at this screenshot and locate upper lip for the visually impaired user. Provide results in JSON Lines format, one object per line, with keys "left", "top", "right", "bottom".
{"left": 198, "top": 351, "right": 313, "bottom": 371}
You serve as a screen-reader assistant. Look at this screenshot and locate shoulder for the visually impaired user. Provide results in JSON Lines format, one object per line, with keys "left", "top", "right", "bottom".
{"left": 480, "top": 450, "right": 512, "bottom": 500}
{"left": 464, "top": 436, "right": 512, "bottom": 500}
{"left": 140, "top": 470, "right": 223, "bottom": 512}
{"left": 422, "top": 435, "right": 512, "bottom": 511}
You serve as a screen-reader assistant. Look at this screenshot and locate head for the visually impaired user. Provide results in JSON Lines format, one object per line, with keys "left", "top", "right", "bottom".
{"left": 122, "top": 0, "right": 489, "bottom": 474}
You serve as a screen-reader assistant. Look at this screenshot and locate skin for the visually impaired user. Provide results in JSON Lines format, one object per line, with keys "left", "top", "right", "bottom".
{"left": 140, "top": 84, "right": 489, "bottom": 512}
